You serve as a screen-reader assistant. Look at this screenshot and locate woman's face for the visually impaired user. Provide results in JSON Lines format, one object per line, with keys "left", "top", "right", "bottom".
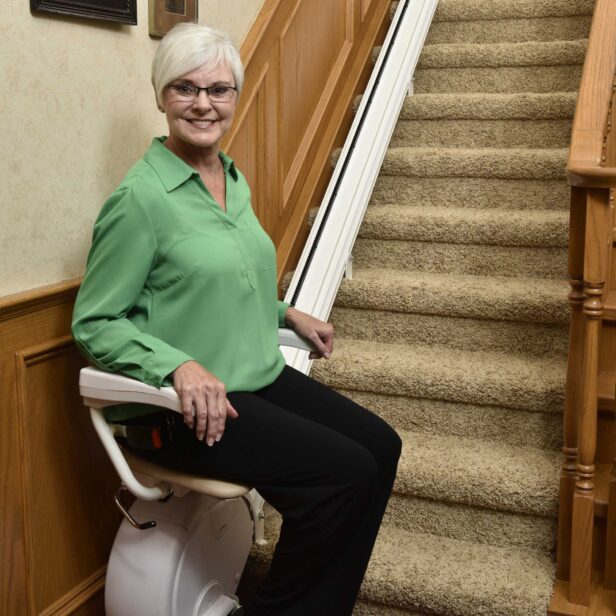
{"left": 162, "top": 62, "right": 237, "bottom": 154}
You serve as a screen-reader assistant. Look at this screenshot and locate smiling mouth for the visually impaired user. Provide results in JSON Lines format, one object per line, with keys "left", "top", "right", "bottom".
{"left": 186, "top": 119, "right": 215, "bottom": 128}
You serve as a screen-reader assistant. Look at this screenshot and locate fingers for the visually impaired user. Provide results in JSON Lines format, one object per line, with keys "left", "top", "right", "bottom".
{"left": 172, "top": 361, "right": 232, "bottom": 446}
{"left": 226, "top": 399, "right": 239, "bottom": 419}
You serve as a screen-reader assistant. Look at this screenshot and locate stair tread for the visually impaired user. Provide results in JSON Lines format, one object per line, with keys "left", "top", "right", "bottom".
{"left": 431, "top": 0, "right": 594, "bottom": 21}
{"left": 400, "top": 91, "right": 577, "bottom": 120}
{"left": 394, "top": 429, "right": 559, "bottom": 515}
{"left": 312, "top": 336, "right": 565, "bottom": 413}
{"left": 380, "top": 146, "right": 568, "bottom": 179}
{"left": 335, "top": 267, "right": 569, "bottom": 324}
{"left": 358, "top": 204, "right": 568, "bottom": 246}
{"left": 249, "top": 510, "right": 554, "bottom": 616}
{"left": 362, "top": 525, "right": 554, "bottom": 616}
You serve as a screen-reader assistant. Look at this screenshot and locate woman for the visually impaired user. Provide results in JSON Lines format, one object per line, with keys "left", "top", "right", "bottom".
{"left": 72, "top": 23, "right": 401, "bottom": 616}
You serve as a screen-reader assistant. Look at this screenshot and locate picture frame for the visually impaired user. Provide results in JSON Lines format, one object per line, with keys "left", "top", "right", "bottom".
{"left": 30, "top": 0, "right": 137, "bottom": 25}
{"left": 149, "top": 0, "right": 198, "bottom": 38}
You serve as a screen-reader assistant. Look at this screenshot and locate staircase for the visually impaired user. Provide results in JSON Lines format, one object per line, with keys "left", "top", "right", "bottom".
{"left": 242, "top": 1, "right": 596, "bottom": 614}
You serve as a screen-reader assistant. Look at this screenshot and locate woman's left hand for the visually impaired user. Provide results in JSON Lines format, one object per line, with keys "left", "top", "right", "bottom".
{"left": 285, "top": 306, "right": 334, "bottom": 360}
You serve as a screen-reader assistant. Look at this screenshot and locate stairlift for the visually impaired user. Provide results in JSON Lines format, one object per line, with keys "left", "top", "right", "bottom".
{"left": 79, "top": 328, "right": 314, "bottom": 616}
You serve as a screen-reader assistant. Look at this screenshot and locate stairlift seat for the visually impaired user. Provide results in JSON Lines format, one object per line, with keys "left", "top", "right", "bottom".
{"left": 123, "top": 448, "right": 250, "bottom": 499}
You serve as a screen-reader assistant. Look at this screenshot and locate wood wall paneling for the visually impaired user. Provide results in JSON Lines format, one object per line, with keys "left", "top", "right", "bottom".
{"left": 1, "top": 282, "right": 120, "bottom": 615}
{"left": 16, "top": 337, "right": 119, "bottom": 614}
{"left": 361, "top": 0, "right": 374, "bottom": 22}
{"left": 280, "top": 0, "right": 352, "bottom": 209}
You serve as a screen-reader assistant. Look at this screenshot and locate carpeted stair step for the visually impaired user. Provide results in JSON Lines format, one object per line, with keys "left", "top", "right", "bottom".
{"left": 339, "top": 388, "right": 562, "bottom": 450}
{"left": 384, "top": 492, "right": 556, "bottom": 554}
{"left": 426, "top": 15, "right": 592, "bottom": 45}
{"left": 379, "top": 147, "right": 567, "bottom": 179}
{"left": 392, "top": 92, "right": 576, "bottom": 148}
{"left": 312, "top": 337, "right": 565, "bottom": 413}
{"left": 417, "top": 39, "right": 586, "bottom": 69}
{"left": 331, "top": 306, "right": 568, "bottom": 357}
{"left": 358, "top": 205, "right": 569, "bottom": 246}
{"left": 415, "top": 65, "right": 582, "bottom": 95}
{"left": 359, "top": 525, "right": 554, "bottom": 616}
{"left": 353, "top": 237, "right": 566, "bottom": 278}
{"left": 241, "top": 508, "right": 555, "bottom": 616}
{"left": 334, "top": 268, "right": 569, "bottom": 325}
{"left": 370, "top": 176, "right": 570, "bottom": 210}
{"left": 353, "top": 205, "right": 568, "bottom": 278}
{"left": 392, "top": 117, "right": 572, "bottom": 148}
{"left": 431, "top": 0, "right": 594, "bottom": 21}
{"left": 392, "top": 430, "right": 559, "bottom": 515}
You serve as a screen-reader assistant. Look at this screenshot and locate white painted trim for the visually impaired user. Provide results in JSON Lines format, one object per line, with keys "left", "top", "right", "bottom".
{"left": 282, "top": 0, "right": 437, "bottom": 373}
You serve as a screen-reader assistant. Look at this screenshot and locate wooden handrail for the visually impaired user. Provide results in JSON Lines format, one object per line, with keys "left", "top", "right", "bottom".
{"left": 567, "top": 166, "right": 616, "bottom": 188}
{"left": 566, "top": 0, "right": 616, "bottom": 177}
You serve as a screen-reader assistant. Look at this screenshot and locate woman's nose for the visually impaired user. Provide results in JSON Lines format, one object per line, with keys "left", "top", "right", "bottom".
{"left": 192, "top": 90, "right": 212, "bottom": 110}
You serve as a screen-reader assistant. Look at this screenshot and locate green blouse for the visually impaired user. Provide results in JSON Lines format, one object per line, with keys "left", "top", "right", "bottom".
{"left": 72, "top": 137, "right": 289, "bottom": 420}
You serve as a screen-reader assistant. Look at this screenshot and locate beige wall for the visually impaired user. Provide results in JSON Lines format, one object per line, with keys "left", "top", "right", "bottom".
{"left": 0, "top": 0, "right": 264, "bottom": 297}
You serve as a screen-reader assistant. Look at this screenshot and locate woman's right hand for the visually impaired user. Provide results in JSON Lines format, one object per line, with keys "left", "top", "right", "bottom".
{"left": 172, "top": 360, "right": 239, "bottom": 446}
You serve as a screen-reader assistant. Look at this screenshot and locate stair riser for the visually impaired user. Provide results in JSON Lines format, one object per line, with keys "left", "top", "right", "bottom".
{"left": 336, "top": 280, "right": 569, "bottom": 326}
{"left": 312, "top": 361, "right": 566, "bottom": 414}
{"left": 391, "top": 119, "right": 572, "bottom": 149}
{"left": 417, "top": 41, "right": 586, "bottom": 70}
{"left": 330, "top": 307, "right": 569, "bottom": 359}
{"left": 370, "top": 177, "right": 570, "bottom": 210}
{"left": 352, "top": 239, "right": 567, "bottom": 279}
{"left": 359, "top": 208, "right": 569, "bottom": 247}
{"left": 415, "top": 65, "right": 582, "bottom": 94}
{"left": 385, "top": 494, "right": 556, "bottom": 554}
{"left": 337, "top": 387, "right": 562, "bottom": 449}
{"left": 381, "top": 150, "right": 566, "bottom": 180}
{"left": 432, "top": 0, "right": 594, "bottom": 21}
{"left": 426, "top": 16, "right": 592, "bottom": 45}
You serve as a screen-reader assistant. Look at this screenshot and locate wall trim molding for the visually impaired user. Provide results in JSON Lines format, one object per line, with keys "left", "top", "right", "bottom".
{"left": 39, "top": 566, "right": 106, "bottom": 616}
{"left": 0, "top": 279, "right": 80, "bottom": 322}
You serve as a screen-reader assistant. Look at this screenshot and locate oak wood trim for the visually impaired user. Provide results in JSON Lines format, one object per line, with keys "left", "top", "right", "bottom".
{"left": 275, "top": 0, "right": 392, "bottom": 280}
{"left": 0, "top": 278, "right": 80, "bottom": 322}
{"left": 567, "top": 166, "right": 616, "bottom": 188}
{"left": 15, "top": 336, "right": 77, "bottom": 615}
{"left": 38, "top": 566, "right": 106, "bottom": 616}
{"left": 566, "top": 0, "right": 616, "bottom": 182}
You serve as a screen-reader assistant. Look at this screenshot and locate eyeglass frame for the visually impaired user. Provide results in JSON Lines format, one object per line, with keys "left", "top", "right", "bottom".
{"left": 165, "top": 83, "right": 238, "bottom": 103}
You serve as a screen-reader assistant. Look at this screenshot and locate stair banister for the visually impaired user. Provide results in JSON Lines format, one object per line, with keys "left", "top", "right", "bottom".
{"left": 281, "top": 0, "right": 438, "bottom": 373}
{"left": 559, "top": 0, "right": 616, "bottom": 604}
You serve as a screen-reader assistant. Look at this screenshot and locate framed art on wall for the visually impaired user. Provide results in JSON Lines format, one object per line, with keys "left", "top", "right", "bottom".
{"left": 149, "top": 0, "right": 197, "bottom": 38}
{"left": 30, "top": 0, "right": 137, "bottom": 25}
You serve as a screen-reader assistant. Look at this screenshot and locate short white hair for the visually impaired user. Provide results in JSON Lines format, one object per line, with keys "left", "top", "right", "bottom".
{"left": 151, "top": 23, "right": 244, "bottom": 108}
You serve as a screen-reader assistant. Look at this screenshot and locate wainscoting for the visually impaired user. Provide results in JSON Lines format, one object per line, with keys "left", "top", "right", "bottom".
{"left": 0, "top": 280, "right": 118, "bottom": 615}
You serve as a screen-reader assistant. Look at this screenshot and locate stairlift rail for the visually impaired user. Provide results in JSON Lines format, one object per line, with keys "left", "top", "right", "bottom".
{"left": 283, "top": 0, "right": 438, "bottom": 375}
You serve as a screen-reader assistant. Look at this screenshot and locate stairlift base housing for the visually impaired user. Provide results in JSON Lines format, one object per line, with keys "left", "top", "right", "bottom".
{"left": 106, "top": 492, "right": 252, "bottom": 616}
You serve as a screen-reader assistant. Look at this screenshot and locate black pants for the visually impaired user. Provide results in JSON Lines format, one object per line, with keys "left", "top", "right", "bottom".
{"left": 126, "top": 366, "right": 402, "bottom": 616}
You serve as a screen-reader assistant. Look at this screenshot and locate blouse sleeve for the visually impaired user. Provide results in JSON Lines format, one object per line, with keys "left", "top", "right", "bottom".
{"left": 277, "top": 300, "right": 290, "bottom": 327}
{"left": 72, "top": 187, "right": 193, "bottom": 387}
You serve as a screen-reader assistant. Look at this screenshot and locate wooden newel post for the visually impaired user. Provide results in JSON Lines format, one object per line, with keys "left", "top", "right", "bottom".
{"left": 569, "top": 188, "right": 611, "bottom": 605}
{"left": 557, "top": 187, "right": 586, "bottom": 580}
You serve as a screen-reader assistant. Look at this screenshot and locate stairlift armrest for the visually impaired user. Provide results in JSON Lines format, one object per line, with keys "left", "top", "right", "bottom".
{"left": 80, "top": 328, "right": 314, "bottom": 410}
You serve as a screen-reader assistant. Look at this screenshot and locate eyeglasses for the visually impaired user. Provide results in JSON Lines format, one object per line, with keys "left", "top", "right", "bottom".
{"left": 166, "top": 84, "right": 237, "bottom": 102}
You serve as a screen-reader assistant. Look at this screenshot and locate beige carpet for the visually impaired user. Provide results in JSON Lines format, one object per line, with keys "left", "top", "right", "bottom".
{"left": 240, "top": 1, "right": 593, "bottom": 614}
